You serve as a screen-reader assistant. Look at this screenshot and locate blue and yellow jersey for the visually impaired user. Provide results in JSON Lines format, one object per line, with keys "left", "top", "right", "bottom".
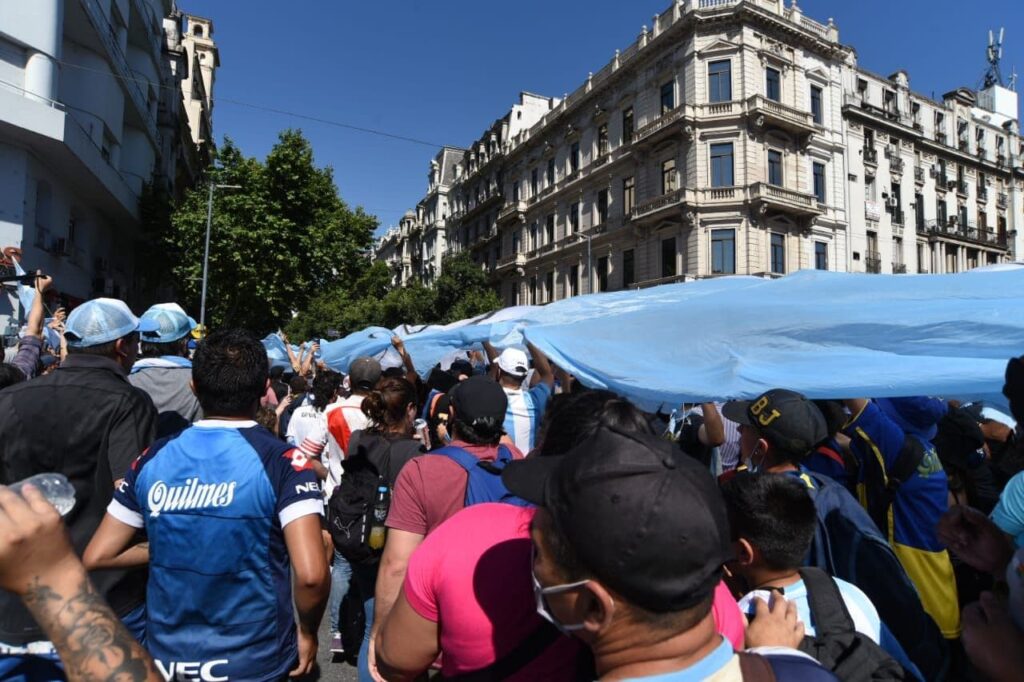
{"left": 844, "top": 401, "right": 960, "bottom": 638}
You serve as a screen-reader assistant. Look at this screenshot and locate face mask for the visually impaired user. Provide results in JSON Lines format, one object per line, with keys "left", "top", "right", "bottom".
{"left": 531, "top": 569, "right": 589, "bottom": 635}
{"left": 747, "top": 445, "right": 764, "bottom": 473}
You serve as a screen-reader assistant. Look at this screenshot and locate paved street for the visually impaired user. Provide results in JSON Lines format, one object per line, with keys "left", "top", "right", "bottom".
{"left": 312, "top": 616, "right": 360, "bottom": 682}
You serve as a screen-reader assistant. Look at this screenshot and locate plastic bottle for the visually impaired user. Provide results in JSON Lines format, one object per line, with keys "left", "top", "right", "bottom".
{"left": 367, "top": 486, "right": 388, "bottom": 550}
{"left": 6, "top": 473, "right": 76, "bottom": 516}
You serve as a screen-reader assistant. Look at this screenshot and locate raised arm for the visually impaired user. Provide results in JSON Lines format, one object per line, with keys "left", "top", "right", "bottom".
{"left": 10, "top": 273, "right": 53, "bottom": 380}
{"left": 0, "top": 485, "right": 161, "bottom": 682}
{"left": 482, "top": 341, "right": 500, "bottom": 381}
{"left": 300, "top": 341, "right": 318, "bottom": 376}
{"left": 525, "top": 341, "right": 554, "bottom": 389}
{"left": 282, "top": 332, "right": 302, "bottom": 374}
{"left": 698, "top": 402, "right": 726, "bottom": 447}
{"left": 391, "top": 336, "right": 418, "bottom": 385}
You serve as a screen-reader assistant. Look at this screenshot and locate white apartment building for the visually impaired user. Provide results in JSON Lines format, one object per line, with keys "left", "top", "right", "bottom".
{"left": 375, "top": 211, "right": 420, "bottom": 288}
{"left": 380, "top": 0, "right": 1023, "bottom": 302}
{"left": 0, "top": 0, "right": 216, "bottom": 320}
{"left": 844, "top": 69, "right": 1022, "bottom": 274}
{"left": 415, "top": 146, "right": 463, "bottom": 285}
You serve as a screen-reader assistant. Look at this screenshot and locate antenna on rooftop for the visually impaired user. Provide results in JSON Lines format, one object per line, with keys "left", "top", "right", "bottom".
{"left": 983, "top": 27, "right": 1006, "bottom": 89}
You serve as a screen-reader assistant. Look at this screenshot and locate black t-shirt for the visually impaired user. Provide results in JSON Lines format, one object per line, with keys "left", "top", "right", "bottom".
{"left": 678, "top": 413, "right": 714, "bottom": 467}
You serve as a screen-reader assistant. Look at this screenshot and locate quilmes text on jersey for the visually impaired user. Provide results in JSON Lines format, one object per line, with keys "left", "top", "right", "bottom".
{"left": 147, "top": 478, "right": 237, "bottom": 517}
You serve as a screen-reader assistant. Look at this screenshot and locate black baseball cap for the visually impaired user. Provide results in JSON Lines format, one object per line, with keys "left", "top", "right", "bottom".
{"left": 722, "top": 389, "right": 827, "bottom": 460}
{"left": 449, "top": 375, "right": 508, "bottom": 429}
{"left": 503, "top": 425, "right": 731, "bottom": 613}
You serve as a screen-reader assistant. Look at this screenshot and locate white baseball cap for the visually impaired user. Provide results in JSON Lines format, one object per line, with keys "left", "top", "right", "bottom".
{"left": 497, "top": 347, "right": 529, "bottom": 378}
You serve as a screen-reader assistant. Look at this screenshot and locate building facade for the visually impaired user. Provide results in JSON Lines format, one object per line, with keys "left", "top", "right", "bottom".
{"left": 844, "top": 69, "right": 1022, "bottom": 274}
{"left": 379, "top": 0, "right": 1023, "bottom": 304}
{"left": 0, "top": 0, "right": 217, "bottom": 319}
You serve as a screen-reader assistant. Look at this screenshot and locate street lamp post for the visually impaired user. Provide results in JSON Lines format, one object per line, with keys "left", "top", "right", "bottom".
{"left": 200, "top": 183, "right": 241, "bottom": 330}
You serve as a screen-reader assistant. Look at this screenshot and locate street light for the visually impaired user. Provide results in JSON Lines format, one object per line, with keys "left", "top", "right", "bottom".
{"left": 200, "top": 182, "right": 242, "bottom": 330}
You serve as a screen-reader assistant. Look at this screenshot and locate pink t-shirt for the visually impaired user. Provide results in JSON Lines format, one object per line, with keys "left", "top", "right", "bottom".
{"left": 404, "top": 504, "right": 584, "bottom": 680}
{"left": 712, "top": 580, "right": 745, "bottom": 650}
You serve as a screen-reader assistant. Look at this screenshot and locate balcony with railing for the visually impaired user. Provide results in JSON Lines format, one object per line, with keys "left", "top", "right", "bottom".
{"left": 495, "top": 253, "right": 527, "bottom": 273}
{"left": 956, "top": 180, "right": 969, "bottom": 197}
{"left": 914, "top": 166, "right": 925, "bottom": 183}
{"left": 630, "top": 187, "right": 687, "bottom": 223}
{"left": 746, "top": 95, "right": 816, "bottom": 140}
{"left": 998, "top": 192, "right": 1009, "bottom": 208}
{"left": 751, "top": 183, "right": 822, "bottom": 217}
{"left": 923, "top": 219, "right": 1008, "bottom": 248}
{"left": 497, "top": 200, "right": 527, "bottom": 225}
{"left": 634, "top": 106, "right": 687, "bottom": 147}
{"left": 699, "top": 186, "right": 744, "bottom": 205}
{"left": 865, "top": 250, "right": 882, "bottom": 273}
{"left": 862, "top": 147, "right": 878, "bottom": 166}
{"left": 892, "top": 263, "right": 907, "bottom": 274}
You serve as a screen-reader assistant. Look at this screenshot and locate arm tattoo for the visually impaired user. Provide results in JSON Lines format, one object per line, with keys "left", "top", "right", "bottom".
{"left": 23, "top": 575, "right": 160, "bottom": 682}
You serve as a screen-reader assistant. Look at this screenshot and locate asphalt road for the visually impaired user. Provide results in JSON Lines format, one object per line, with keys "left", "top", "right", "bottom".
{"left": 312, "top": 616, "right": 360, "bottom": 682}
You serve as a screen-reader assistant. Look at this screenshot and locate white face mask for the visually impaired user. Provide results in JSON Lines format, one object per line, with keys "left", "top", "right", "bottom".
{"left": 531, "top": 569, "right": 589, "bottom": 635}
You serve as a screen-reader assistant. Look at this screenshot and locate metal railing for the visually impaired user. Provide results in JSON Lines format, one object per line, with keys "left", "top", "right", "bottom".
{"left": 863, "top": 147, "right": 878, "bottom": 164}
{"left": 631, "top": 188, "right": 686, "bottom": 220}
{"left": 865, "top": 251, "right": 882, "bottom": 273}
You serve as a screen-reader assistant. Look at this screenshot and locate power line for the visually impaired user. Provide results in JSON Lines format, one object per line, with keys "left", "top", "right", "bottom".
{"left": 48, "top": 56, "right": 448, "bottom": 149}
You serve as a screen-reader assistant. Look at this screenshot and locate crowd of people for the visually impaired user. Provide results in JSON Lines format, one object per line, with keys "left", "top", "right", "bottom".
{"left": 0, "top": 276, "right": 1023, "bottom": 682}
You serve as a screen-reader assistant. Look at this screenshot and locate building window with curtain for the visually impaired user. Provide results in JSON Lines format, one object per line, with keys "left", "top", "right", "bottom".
{"left": 711, "top": 229, "right": 736, "bottom": 274}
{"left": 768, "top": 150, "right": 783, "bottom": 186}
{"left": 711, "top": 143, "right": 734, "bottom": 187}
{"left": 661, "top": 81, "right": 675, "bottom": 113}
{"left": 623, "top": 176, "right": 635, "bottom": 215}
{"left": 623, "top": 107, "right": 634, "bottom": 145}
{"left": 708, "top": 60, "right": 731, "bottom": 103}
{"left": 815, "top": 242, "right": 828, "bottom": 270}
{"left": 813, "top": 162, "right": 826, "bottom": 203}
{"left": 810, "top": 85, "right": 823, "bottom": 124}
{"left": 662, "top": 158, "right": 677, "bottom": 194}
{"left": 766, "top": 67, "right": 781, "bottom": 102}
{"left": 770, "top": 233, "right": 785, "bottom": 274}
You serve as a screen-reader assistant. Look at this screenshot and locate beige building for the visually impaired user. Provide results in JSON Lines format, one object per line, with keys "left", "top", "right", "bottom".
{"left": 380, "top": 0, "right": 1022, "bottom": 302}
{"left": 448, "top": 0, "right": 852, "bottom": 306}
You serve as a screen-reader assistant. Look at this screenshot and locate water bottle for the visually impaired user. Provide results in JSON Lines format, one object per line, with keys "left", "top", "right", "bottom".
{"left": 6, "top": 473, "right": 76, "bottom": 516}
{"left": 413, "top": 418, "right": 431, "bottom": 450}
{"left": 367, "top": 486, "right": 388, "bottom": 550}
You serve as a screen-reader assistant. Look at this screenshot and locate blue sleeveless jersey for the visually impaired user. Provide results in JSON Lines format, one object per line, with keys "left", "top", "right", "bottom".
{"left": 109, "top": 420, "right": 323, "bottom": 681}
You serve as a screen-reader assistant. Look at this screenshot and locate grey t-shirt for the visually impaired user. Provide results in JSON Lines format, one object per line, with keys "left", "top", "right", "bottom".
{"left": 128, "top": 360, "right": 202, "bottom": 438}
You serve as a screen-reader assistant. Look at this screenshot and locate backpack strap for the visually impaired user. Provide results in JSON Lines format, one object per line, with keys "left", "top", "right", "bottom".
{"left": 736, "top": 652, "right": 778, "bottom": 682}
{"left": 442, "top": 621, "right": 562, "bottom": 682}
{"left": 432, "top": 445, "right": 481, "bottom": 473}
{"left": 797, "top": 567, "right": 857, "bottom": 638}
{"left": 887, "top": 436, "right": 926, "bottom": 493}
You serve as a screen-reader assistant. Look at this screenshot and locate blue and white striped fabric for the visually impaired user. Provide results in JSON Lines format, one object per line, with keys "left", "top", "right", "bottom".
{"left": 502, "top": 383, "right": 552, "bottom": 454}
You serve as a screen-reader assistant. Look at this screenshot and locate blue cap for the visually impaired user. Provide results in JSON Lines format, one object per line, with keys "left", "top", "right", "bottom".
{"left": 64, "top": 298, "right": 160, "bottom": 349}
{"left": 876, "top": 397, "right": 947, "bottom": 441}
{"left": 139, "top": 303, "right": 197, "bottom": 343}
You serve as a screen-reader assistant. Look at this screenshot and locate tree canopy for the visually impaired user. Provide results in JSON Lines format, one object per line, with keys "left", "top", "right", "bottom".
{"left": 164, "top": 130, "right": 376, "bottom": 335}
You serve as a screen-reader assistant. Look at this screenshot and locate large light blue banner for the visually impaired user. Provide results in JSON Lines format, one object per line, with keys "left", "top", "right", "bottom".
{"left": 286, "top": 270, "right": 1024, "bottom": 411}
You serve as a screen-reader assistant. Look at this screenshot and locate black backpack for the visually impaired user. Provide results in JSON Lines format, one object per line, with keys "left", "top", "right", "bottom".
{"left": 327, "top": 445, "right": 391, "bottom": 564}
{"left": 797, "top": 567, "right": 908, "bottom": 682}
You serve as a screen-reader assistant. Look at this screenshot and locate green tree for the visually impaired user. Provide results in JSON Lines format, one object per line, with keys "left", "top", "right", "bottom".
{"left": 165, "top": 131, "right": 376, "bottom": 335}
{"left": 434, "top": 252, "right": 502, "bottom": 323}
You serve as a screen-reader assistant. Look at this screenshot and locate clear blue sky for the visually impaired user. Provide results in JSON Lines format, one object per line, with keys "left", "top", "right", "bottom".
{"left": 179, "top": 0, "right": 1024, "bottom": 236}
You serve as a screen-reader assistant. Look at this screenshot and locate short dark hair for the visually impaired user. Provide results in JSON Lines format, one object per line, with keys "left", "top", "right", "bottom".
{"left": 141, "top": 337, "right": 188, "bottom": 359}
{"left": 287, "top": 375, "right": 308, "bottom": 395}
{"left": 0, "top": 364, "right": 26, "bottom": 390}
{"left": 537, "top": 389, "right": 652, "bottom": 457}
{"left": 451, "top": 414, "right": 503, "bottom": 446}
{"left": 720, "top": 473, "right": 816, "bottom": 571}
{"left": 67, "top": 332, "right": 139, "bottom": 358}
{"left": 192, "top": 329, "right": 268, "bottom": 418}
{"left": 540, "top": 510, "right": 714, "bottom": 633}
{"left": 311, "top": 371, "right": 340, "bottom": 410}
